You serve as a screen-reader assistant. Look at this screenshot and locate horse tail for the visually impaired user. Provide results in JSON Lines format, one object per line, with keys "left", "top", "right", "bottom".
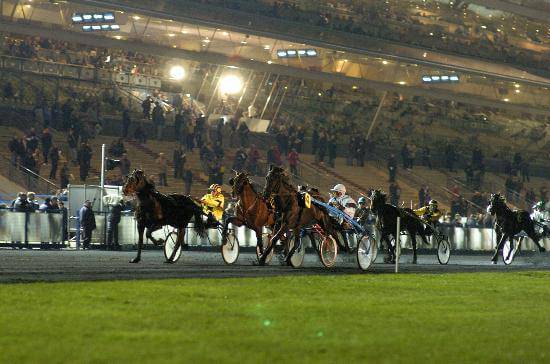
{"left": 193, "top": 204, "right": 208, "bottom": 238}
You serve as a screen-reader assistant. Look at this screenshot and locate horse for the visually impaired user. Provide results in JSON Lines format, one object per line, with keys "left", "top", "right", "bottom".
{"left": 261, "top": 165, "right": 339, "bottom": 265}
{"left": 488, "top": 193, "right": 545, "bottom": 263}
{"left": 369, "top": 189, "right": 429, "bottom": 264}
{"left": 122, "top": 169, "right": 207, "bottom": 263}
{"left": 225, "top": 171, "right": 276, "bottom": 257}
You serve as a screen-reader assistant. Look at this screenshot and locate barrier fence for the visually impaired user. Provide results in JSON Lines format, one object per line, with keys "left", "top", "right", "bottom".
{"left": 0, "top": 209, "right": 547, "bottom": 252}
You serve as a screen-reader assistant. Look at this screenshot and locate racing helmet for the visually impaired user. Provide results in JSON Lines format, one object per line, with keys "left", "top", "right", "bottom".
{"left": 209, "top": 184, "right": 222, "bottom": 194}
{"left": 428, "top": 200, "right": 438, "bottom": 210}
{"left": 533, "top": 201, "right": 544, "bottom": 210}
{"left": 330, "top": 184, "right": 346, "bottom": 195}
{"left": 358, "top": 196, "right": 367, "bottom": 204}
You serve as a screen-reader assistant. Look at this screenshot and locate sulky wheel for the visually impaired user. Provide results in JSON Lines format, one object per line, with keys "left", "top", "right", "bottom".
{"left": 436, "top": 234, "right": 451, "bottom": 265}
{"left": 163, "top": 231, "right": 182, "bottom": 263}
{"left": 287, "top": 233, "right": 305, "bottom": 268}
{"left": 221, "top": 228, "right": 240, "bottom": 265}
{"left": 356, "top": 234, "right": 376, "bottom": 271}
{"left": 256, "top": 232, "right": 274, "bottom": 265}
{"left": 318, "top": 235, "right": 338, "bottom": 268}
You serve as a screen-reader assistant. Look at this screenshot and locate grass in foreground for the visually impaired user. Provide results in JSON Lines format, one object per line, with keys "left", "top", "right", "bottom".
{"left": 1, "top": 272, "right": 550, "bottom": 363}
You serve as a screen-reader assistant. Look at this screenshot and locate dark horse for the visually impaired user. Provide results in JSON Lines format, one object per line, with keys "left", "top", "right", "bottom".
{"left": 122, "top": 169, "right": 207, "bottom": 263}
{"left": 369, "top": 190, "right": 429, "bottom": 264}
{"left": 225, "top": 171, "right": 276, "bottom": 256}
{"left": 488, "top": 193, "right": 545, "bottom": 263}
{"left": 261, "top": 166, "right": 339, "bottom": 265}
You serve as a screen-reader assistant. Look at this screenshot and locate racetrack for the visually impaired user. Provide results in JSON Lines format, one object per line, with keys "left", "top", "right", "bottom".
{"left": 1, "top": 248, "right": 549, "bottom": 283}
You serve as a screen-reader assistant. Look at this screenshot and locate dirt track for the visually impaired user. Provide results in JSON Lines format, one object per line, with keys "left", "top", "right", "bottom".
{"left": 1, "top": 249, "right": 549, "bottom": 283}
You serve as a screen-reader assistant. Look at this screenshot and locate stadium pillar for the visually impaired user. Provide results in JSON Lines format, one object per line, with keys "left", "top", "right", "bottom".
{"left": 100, "top": 144, "right": 105, "bottom": 212}
{"left": 260, "top": 74, "right": 280, "bottom": 120}
{"left": 366, "top": 91, "right": 387, "bottom": 141}
{"left": 395, "top": 216, "right": 401, "bottom": 273}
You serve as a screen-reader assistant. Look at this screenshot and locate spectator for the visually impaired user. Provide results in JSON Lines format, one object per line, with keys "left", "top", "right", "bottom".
{"left": 327, "top": 134, "right": 337, "bottom": 168}
{"left": 49, "top": 146, "right": 60, "bottom": 180}
{"left": 267, "top": 145, "right": 282, "bottom": 167}
{"left": 59, "top": 163, "right": 70, "bottom": 189}
{"left": 67, "top": 128, "right": 79, "bottom": 165}
{"left": 104, "top": 195, "right": 123, "bottom": 250}
{"left": 173, "top": 146, "right": 185, "bottom": 179}
{"left": 174, "top": 110, "right": 184, "bottom": 142}
{"left": 26, "top": 192, "right": 39, "bottom": 211}
{"left": 389, "top": 182, "right": 401, "bottom": 206}
{"left": 520, "top": 161, "right": 530, "bottom": 183}
{"left": 445, "top": 144, "right": 456, "bottom": 172}
{"left": 525, "top": 188, "right": 536, "bottom": 206}
{"left": 61, "top": 100, "right": 73, "bottom": 130}
{"left": 77, "top": 142, "right": 92, "bottom": 181}
{"left": 247, "top": 144, "right": 260, "bottom": 175}
{"left": 40, "top": 128, "right": 52, "bottom": 164}
{"left": 141, "top": 96, "right": 152, "bottom": 119}
{"left": 108, "top": 138, "right": 126, "bottom": 157}
{"left": 233, "top": 148, "right": 248, "bottom": 172}
{"left": 38, "top": 197, "right": 54, "bottom": 212}
{"left": 119, "top": 153, "right": 131, "bottom": 176}
{"left": 122, "top": 108, "right": 131, "bottom": 138}
{"left": 156, "top": 153, "right": 168, "bottom": 186}
{"left": 422, "top": 147, "right": 432, "bottom": 169}
{"left": 12, "top": 192, "right": 29, "bottom": 212}
{"left": 387, "top": 153, "right": 397, "bottom": 182}
{"left": 237, "top": 121, "right": 250, "bottom": 148}
{"left": 152, "top": 101, "right": 165, "bottom": 139}
{"left": 183, "top": 169, "right": 193, "bottom": 195}
{"left": 287, "top": 148, "right": 299, "bottom": 176}
{"left": 78, "top": 200, "right": 96, "bottom": 250}
{"left": 134, "top": 122, "right": 147, "bottom": 144}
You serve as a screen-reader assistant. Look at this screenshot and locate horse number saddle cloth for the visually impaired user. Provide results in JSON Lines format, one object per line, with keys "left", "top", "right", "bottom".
{"left": 297, "top": 192, "right": 312, "bottom": 209}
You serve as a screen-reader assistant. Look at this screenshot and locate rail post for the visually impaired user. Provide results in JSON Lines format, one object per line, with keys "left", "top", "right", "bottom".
{"left": 395, "top": 216, "right": 401, "bottom": 273}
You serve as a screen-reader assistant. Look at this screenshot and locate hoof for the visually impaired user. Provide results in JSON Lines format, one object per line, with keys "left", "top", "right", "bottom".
{"left": 539, "top": 247, "right": 546, "bottom": 253}
{"left": 412, "top": 259, "right": 417, "bottom": 264}
{"left": 164, "top": 259, "right": 174, "bottom": 264}
{"left": 129, "top": 258, "right": 140, "bottom": 264}
{"left": 491, "top": 259, "right": 497, "bottom": 265}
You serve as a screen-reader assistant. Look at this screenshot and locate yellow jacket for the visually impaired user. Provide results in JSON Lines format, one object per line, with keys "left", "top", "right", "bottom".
{"left": 414, "top": 206, "right": 441, "bottom": 223}
{"left": 201, "top": 193, "right": 225, "bottom": 221}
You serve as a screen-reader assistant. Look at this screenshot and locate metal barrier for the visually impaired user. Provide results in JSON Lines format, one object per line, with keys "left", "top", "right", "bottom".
{"left": 0, "top": 55, "right": 162, "bottom": 88}
{"left": 0, "top": 210, "right": 64, "bottom": 244}
{"left": 1, "top": 209, "right": 547, "bottom": 251}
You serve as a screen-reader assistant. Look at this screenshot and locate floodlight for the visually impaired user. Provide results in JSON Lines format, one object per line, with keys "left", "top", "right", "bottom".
{"left": 82, "top": 25, "right": 92, "bottom": 31}
{"left": 103, "top": 12, "right": 115, "bottom": 21}
{"left": 101, "top": 24, "right": 110, "bottom": 30}
{"left": 297, "top": 50, "right": 306, "bottom": 56}
{"left": 82, "top": 14, "right": 92, "bottom": 21}
{"left": 422, "top": 76, "right": 432, "bottom": 82}
{"left": 72, "top": 14, "right": 83, "bottom": 22}
{"left": 169, "top": 65, "right": 186, "bottom": 81}
{"left": 450, "top": 75, "right": 459, "bottom": 82}
{"left": 431, "top": 76, "right": 440, "bottom": 81}
{"left": 219, "top": 75, "right": 243, "bottom": 94}
{"left": 110, "top": 24, "right": 120, "bottom": 30}
{"left": 277, "top": 50, "right": 287, "bottom": 57}
{"left": 306, "top": 49, "right": 317, "bottom": 56}
{"left": 287, "top": 50, "right": 297, "bottom": 57}
{"left": 91, "top": 25, "right": 101, "bottom": 30}
{"left": 93, "top": 14, "right": 104, "bottom": 20}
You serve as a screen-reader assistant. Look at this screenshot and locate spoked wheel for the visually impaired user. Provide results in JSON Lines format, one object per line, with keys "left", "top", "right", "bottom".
{"left": 256, "top": 233, "right": 274, "bottom": 265}
{"left": 436, "top": 234, "right": 451, "bottom": 265}
{"left": 357, "top": 234, "right": 376, "bottom": 271}
{"left": 221, "top": 228, "right": 240, "bottom": 265}
{"left": 288, "top": 233, "right": 305, "bottom": 268}
{"left": 163, "top": 231, "right": 182, "bottom": 262}
{"left": 318, "top": 235, "right": 338, "bottom": 268}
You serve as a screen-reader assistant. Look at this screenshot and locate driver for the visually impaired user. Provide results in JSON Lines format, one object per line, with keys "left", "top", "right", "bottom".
{"left": 201, "top": 184, "right": 225, "bottom": 224}
{"left": 328, "top": 184, "right": 357, "bottom": 220}
{"left": 531, "top": 201, "right": 549, "bottom": 235}
{"left": 414, "top": 199, "right": 441, "bottom": 235}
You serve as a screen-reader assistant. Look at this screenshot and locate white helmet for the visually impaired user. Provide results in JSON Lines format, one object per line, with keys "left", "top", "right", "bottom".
{"left": 330, "top": 184, "right": 346, "bottom": 195}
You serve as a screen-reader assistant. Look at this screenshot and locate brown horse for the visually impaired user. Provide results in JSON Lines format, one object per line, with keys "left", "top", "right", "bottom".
{"left": 261, "top": 165, "right": 339, "bottom": 265}
{"left": 225, "top": 171, "right": 276, "bottom": 258}
{"left": 122, "top": 169, "right": 206, "bottom": 263}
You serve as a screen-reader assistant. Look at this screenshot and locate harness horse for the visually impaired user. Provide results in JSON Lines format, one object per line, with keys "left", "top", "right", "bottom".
{"left": 122, "top": 169, "right": 207, "bottom": 263}
{"left": 488, "top": 193, "right": 546, "bottom": 264}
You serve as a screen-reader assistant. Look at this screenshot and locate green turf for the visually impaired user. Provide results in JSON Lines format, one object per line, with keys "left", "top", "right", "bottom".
{"left": 1, "top": 272, "right": 550, "bottom": 363}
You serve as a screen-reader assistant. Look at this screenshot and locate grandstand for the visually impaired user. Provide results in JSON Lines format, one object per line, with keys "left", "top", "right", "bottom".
{"left": 0, "top": 0, "right": 547, "bottom": 219}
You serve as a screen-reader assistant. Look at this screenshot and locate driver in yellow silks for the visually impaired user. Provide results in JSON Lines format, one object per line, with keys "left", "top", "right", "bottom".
{"left": 201, "top": 184, "right": 225, "bottom": 223}
{"left": 414, "top": 199, "right": 441, "bottom": 235}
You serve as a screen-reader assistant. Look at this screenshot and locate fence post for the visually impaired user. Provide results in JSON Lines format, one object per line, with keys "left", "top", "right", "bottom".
{"left": 395, "top": 216, "right": 401, "bottom": 273}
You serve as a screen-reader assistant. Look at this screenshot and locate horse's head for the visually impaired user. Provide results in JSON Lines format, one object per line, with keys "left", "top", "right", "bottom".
{"left": 229, "top": 170, "right": 251, "bottom": 198}
{"left": 263, "top": 165, "right": 289, "bottom": 199}
{"left": 122, "top": 169, "right": 148, "bottom": 196}
{"left": 369, "top": 189, "right": 387, "bottom": 212}
{"left": 488, "top": 193, "right": 505, "bottom": 215}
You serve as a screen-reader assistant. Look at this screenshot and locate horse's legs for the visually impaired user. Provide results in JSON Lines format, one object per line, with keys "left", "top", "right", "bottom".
{"left": 492, "top": 233, "right": 509, "bottom": 263}
{"left": 410, "top": 233, "right": 417, "bottom": 264}
{"left": 146, "top": 227, "right": 163, "bottom": 246}
{"left": 260, "top": 226, "right": 285, "bottom": 265}
{"left": 130, "top": 222, "right": 145, "bottom": 263}
{"left": 383, "top": 234, "right": 394, "bottom": 263}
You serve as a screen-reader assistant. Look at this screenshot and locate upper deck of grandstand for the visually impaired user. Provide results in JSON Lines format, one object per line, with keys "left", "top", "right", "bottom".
{"left": 1, "top": 0, "right": 548, "bottom": 116}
